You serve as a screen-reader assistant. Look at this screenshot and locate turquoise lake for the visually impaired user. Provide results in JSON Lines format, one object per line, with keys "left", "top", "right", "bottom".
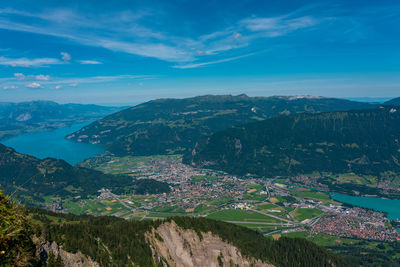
{"left": 331, "top": 193, "right": 400, "bottom": 221}
{"left": 1, "top": 122, "right": 105, "bottom": 165}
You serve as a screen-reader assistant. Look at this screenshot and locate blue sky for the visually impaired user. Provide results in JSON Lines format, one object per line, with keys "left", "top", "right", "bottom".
{"left": 0, "top": 0, "right": 399, "bottom": 105}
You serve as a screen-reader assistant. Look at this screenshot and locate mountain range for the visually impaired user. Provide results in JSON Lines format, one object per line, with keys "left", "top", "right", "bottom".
{"left": 384, "top": 97, "right": 400, "bottom": 106}
{"left": 67, "top": 94, "right": 378, "bottom": 156}
{"left": 184, "top": 106, "right": 400, "bottom": 179}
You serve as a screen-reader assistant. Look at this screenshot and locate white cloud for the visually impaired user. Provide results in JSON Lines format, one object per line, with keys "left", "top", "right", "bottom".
{"left": 52, "top": 74, "right": 156, "bottom": 85}
{"left": 3, "top": 85, "right": 18, "bottom": 90}
{"left": 98, "top": 39, "right": 193, "bottom": 62}
{"left": 240, "top": 16, "right": 319, "bottom": 36}
{"left": 0, "top": 56, "right": 61, "bottom": 67}
{"left": 0, "top": 74, "right": 155, "bottom": 91}
{"left": 173, "top": 53, "right": 256, "bottom": 69}
{"left": 78, "top": 60, "right": 102, "bottom": 65}
{"left": 36, "top": 74, "right": 50, "bottom": 81}
{"left": 233, "top": 32, "right": 242, "bottom": 39}
{"left": 61, "top": 52, "right": 71, "bottom": 61}
{"left": 0, "top": 7, "right": 323, "bottom": 67}
{"left": 14, "top": 73, "right": 25, "bottom": 80}
{"left": 26, "top": 82, "right": 41, "bottom": 88}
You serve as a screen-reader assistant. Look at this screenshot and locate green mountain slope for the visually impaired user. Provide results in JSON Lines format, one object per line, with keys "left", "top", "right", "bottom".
{"left": 0, "top": 191, "right": 39, "bottom": 266}
{"left": 184, "top": 106, "right": 400, "bottom": 178}
{"left": 0, "top": 144, "right": 169, "bottom": 206}
{"left": 67, "top": 94, "right": 377, "bottom": 156}
{"left": 2, "top": 192, "right": 398, "bottom": 267}
{"left": 28, "top": 208, "right": 346, "bottom": 267}
{"left": 0, "top": 100, "right": 123, "bottom": 140}
{"left": 385, "top": 97, "right": 400, "bottom": 106}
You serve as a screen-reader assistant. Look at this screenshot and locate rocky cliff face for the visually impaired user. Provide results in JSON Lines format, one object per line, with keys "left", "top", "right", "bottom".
{"left": 146, "top": 221, "right": 274, "bottom": 267}
{"left": 36, "top": 239, "right": 100, "bottom": 267}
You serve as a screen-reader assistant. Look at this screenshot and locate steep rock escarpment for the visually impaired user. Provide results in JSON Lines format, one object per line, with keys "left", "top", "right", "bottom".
{"left": 36, "top": 240, "right": 100, "bottom": 267}
{"left": 147, "top": 221, "right": 274, "bottom": 267}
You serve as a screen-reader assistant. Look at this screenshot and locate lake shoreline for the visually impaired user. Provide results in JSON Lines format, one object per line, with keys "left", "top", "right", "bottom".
{"left": 1, "top": 121, "right": 105, "bottom": 165}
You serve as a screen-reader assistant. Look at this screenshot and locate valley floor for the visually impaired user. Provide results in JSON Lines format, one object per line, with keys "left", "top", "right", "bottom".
{"left": 37, "top": 154, "right": 400, "bottom": 263}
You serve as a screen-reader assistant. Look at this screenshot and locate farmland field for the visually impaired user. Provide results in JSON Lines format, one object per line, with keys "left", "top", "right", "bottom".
{"left": 207, "top": 209, "right": 281, "bottom": 223}
{"left": 291, "top": 208, "right": 323, "bottom": 221}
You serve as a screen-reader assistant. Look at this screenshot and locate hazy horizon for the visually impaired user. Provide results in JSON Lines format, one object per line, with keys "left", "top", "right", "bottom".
{"left": 0, "top": 94, "right": 394, "bottom": 107}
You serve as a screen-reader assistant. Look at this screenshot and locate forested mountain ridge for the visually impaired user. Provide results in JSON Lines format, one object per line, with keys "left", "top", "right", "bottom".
{"left": 184, "top": 106, "right": 400, "bottom": 178}
{"left": 67, "top": 94, "right": 378, "bottom": 156}
{"left": 0, "top": 144, "right": 169, "bottom": 206}
{"left": 0, "top": 202, "right": 346, "bottom": 267}
{"left": 385, "top": 97, "right": 400, "bottom": 106}
{"left": 0, "top": 100, "right": 123, "bottom": 140}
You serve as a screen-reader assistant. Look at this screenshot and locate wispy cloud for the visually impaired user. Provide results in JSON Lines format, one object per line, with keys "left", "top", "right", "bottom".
{"left": 0, "top": 6, "right": 324, "bottom": 65}
{"left": 79, "top": 60, "right": 102, "bottom": 65}
{"left": 0, "top": 8, "right": 193, "bottom": 63}
{"left": 26, "top": 82, "right": 41, "bottom": 88}
{"left": 14, "top": 73, "right": 25, "bottom": 80}
{"left": 0, "top": 73, "right": 157, "bottom": 90}
{"left": 173, "top": 53, "right": 256, "bottom": 69}
{"left": 51, "top": 74, "right": 157, "bottom": 85}
{"left": 0, "top": 56, "right": 61, "bottom": 67}
{"left": 3, "top": 85, "right": 18, "bottom": 90}
{"left": 35, "top": 74, "right": 50, "bottom": 80}
{"left": 240, "top": 16, "right": 319, "bottom": 37}
{"left": 61, "top": 52, "right": 71, "bottom": 61}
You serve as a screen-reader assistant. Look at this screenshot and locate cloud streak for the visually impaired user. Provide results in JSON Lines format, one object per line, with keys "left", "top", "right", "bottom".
{"left": 0, "top": 73, "right": 157, "bottom": 90}
{"left": 240, "top": 16, "right": 319, "bottom": 37}
{"left": 0, "top": 56, "right": 61, "bottom": 67}
{"left": 173, "top": 53, "right": 256, "bottom": 69}
{"left": 0, "top": 6, "right": 323, "bottom": 65}
{"left": 79, "top": 60, "right": 102, "bottom": 65}
{"left": 26, "top": 82, "right": 41, "bottom": 88}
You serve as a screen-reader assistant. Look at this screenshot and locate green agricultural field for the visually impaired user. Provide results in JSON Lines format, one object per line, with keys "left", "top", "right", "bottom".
{"left": 209, "top": 197, "right": 234, "bottom": 206}
{"left": 145, "top": 212, "right": 187, "bottom": 218}
{"left": 243, "top": 194, "right": 268, "bottom": 201}
{"left": 293, "top": 189, "right": 331, "bottom": 201}
{"left": 308, "top": 233, "right": 358, "bottom": 246}
{"left": 233, "top": 223, "right": 287, "bottom": 233}
{"left": 247, "top": 184, "right": 264, "bottom": 190}
{"left": 257, "top": 203, "right": 280, "bottom": 210}
{"left": 256, "top": 203, "right": 287, "bottom": 217}
{"left": 336, "top": 173, "right": 378, "bottom": 185}
{"left": 80, "top": 155, "right": 181, "bottom": 175}
{"left": 194, "top": 204, "right": 211, "bottom": 213}
{"left": 282, "top": 231, "right": 309, "bottom": 238}
{"left": 207, "top": 209, "right": 281, "bottom": 223}
{"left": 63, "top": 199, "right": 106, "bottom": 215}
{"left": 291, "top": 208, "right": 323, "bottom": 222}
{"left": 152, "top": 205, "right": 177, "bottom": 212}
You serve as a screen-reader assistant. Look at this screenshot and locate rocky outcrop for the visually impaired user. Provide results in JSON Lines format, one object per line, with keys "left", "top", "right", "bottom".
{"left": 147, "top": 221, "right": 274, "bottom": 267}
{"left": 36, "top": 239, "right": 100, "bottom": 267}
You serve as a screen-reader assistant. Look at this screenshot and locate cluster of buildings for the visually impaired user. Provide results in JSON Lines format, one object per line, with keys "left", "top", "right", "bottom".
{"left": 310, "top": 208, "right": 400, "bottom": 242}
{"left": 125, "top": 156, "right": 260, "bottom": 211}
